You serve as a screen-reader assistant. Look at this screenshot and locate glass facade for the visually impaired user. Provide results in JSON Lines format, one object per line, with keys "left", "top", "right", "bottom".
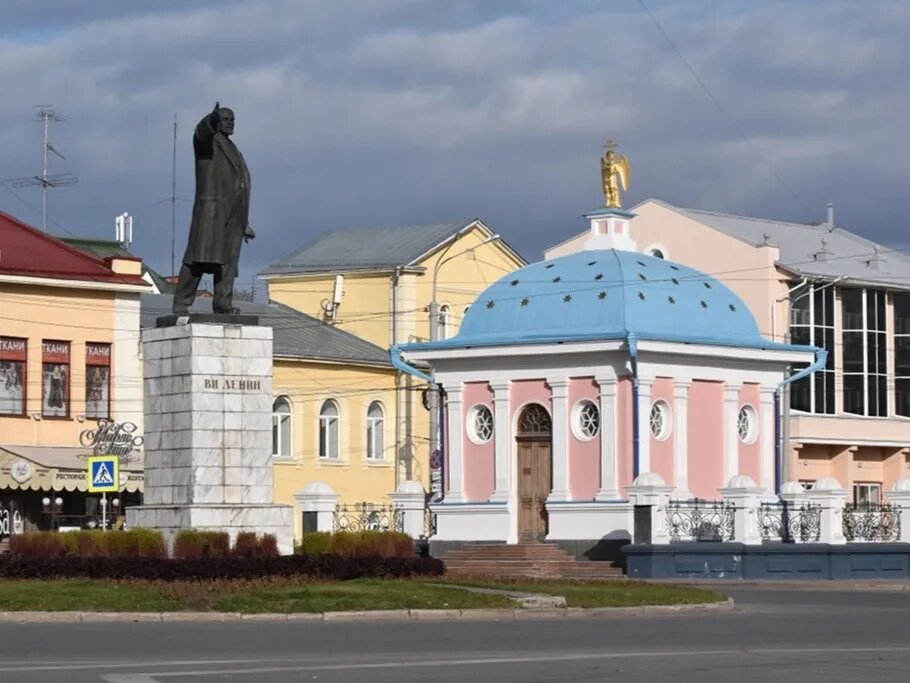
{"left": 841, "top": 288, "right": 886, "bottom": 416}
{"left": 789, "top": 284, "right": 835, "bottom": 413}
{"left": 895, "top": 293, "right": 910, "bottom": 417}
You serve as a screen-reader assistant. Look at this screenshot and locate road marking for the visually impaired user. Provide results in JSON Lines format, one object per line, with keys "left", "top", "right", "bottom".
{"left": 102, "top": 676, "right": 160, "bottom": 683}
{"left": 90, "top": 645, "right": 910, "bottom": 679}
{"left": 0, "top": 658, "right": 273, "bottom": 673}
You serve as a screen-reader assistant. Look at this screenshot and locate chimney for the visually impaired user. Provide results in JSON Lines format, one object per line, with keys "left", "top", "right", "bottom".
{"left": 814, "top": 238, "right": 832, "bottom": 262}
{"left": 826, "top": 203, "right": 835, "bottom": 232}
{"left": 866, "top": 245, "right": 885, "bottom": 271}
{"left": 105, "top": 255, "right": 143, "bottom": 276}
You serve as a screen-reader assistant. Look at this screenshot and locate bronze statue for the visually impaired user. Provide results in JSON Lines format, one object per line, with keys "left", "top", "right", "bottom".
{"left": 172, "top": 102, "right": 255, "bottom": 315}
{"left": 600, "top": 139, "right": 630, "bottom": 209}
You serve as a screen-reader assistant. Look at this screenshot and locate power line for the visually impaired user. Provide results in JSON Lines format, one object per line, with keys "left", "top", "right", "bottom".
{"left": 636, "top": 0, "right": 814, "bottom": 220}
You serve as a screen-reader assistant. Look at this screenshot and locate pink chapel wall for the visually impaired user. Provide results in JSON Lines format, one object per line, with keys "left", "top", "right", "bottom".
{"left": 461, "top": 381, "right": 495, "bottom": 502}
{"left": 567, "top": 377, "right": 600, "bottom": 500}
{"left": 616, "top": 376, "right": 634, "bottom": 490}
{"left": 650, "top": 377, "right": 675, "bottom": 486}
{"left": 688, "top": 380, "right": 724, "bottom": 497}
{"left": 738, "top": 383, "right": 762, "bottom": 484}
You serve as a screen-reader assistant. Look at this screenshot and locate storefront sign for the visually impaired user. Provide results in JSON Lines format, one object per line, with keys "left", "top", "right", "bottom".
{"left": 0, "top": 337, "right": 27, "bottom": 359}
{"left": 9, "top": 459, "right": 33, "bottom": 484}
{"left": 0, "top": 509, "right": 22, "bottom": 540}
{"left": 79, "top": 419, "right": 144, "bottom": 458}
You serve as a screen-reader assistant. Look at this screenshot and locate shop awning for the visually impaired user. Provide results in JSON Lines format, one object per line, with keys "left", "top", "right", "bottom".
{"left": 0, "top": 445, "right": 143, "bottom": 493}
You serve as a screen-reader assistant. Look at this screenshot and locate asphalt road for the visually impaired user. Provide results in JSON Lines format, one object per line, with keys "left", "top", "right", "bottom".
{"left": 2, "top": 584, "right": 910, "bottom": 682}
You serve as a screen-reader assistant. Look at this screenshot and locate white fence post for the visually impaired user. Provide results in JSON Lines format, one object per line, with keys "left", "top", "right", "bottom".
{"left": 389, "top": 480, "right": 427, "bottom": 538}
{"left": 626, "top": 472, "right": 673, "bottom": 544}
{"left": 293, "top": 481, "right": 338, "bottom": 533}
{"left": 807, "top": 477, "right": 847, "bottom": 545}
{"left": 887, "top": 479, "right": 910, "bottom": 541}
{"left": 719, "top": 475, "right": 765, "bottom": 545}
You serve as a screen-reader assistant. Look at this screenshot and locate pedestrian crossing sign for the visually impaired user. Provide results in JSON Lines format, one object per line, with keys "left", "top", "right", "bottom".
{"left": 87, "top": 456, "right": 119, "bottom": 493}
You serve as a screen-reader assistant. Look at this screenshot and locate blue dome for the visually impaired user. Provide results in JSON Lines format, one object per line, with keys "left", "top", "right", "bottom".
{"left": 428, "top": 249, "right": 773, "bottom": 349}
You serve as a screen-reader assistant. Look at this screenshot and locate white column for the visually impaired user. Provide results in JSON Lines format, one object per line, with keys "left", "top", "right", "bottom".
{"left": 490, "top": 381, "right": 512, "bottom": 502}
{"left": 293, "top": 482, "right": 338, "bottom": 533}
{"left": 445, "top": 385, "right": 466, "bottom": 503}
{"left": 548, "top": 380, "right": 570, "bottom": 501}
{"left": 759, "top": 387, "right": 776, "bottom": 493}
{"left": 672, "top": 381, "right": 692, "bottom": 500}
{"left": 389, "top": 480, "right": 427, "bottom": 539}
{"left": 637, "top": 379, "right": 653, "bottom": 476}
{"left": 723, "top": 382, "right": 742, "bottom": 486}
{"left": 594, "top": 378, "right": 620, "bottom": 501}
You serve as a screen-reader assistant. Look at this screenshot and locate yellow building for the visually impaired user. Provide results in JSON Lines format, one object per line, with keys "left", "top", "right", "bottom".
{"left": 259, "top": 219, "right": 526, "bottom": 497}
{"left": 0, "top": 210, "right": 149, "bottom": 536}
{"left": 140, "top": 293, "right": 399, "bottom": 541}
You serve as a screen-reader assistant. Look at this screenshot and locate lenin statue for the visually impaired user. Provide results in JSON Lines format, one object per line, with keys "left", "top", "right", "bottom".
{"left": 172, "top": 102, "right": 255, "bottom": 315}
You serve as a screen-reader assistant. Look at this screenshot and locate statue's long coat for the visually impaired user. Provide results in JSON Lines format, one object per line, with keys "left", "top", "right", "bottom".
{"left": 181, "top": 114, "right": 251, "bottom": 268}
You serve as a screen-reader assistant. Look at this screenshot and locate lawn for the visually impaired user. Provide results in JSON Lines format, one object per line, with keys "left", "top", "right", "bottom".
{"left": 442, "top": 579, "right": 725, "bottom": 608}
{"left": 0, "top": 579, "right": 511, "bottom": 613}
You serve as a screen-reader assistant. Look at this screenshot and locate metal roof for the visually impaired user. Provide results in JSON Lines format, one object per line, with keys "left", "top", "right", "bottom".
{"left": 259, "top": 219, "right": 489, "bottom": 276}
{"left": 654, "top": 200, "right": 910, "bottom": 289}
{"left": 0, "top": 211, "right": 147, "bottom": 286}
{"left": 61, "top": 237, "right": 175, "bottom": 294}
{"left": 140, "top": 294, "right": 392, "bottom": 367}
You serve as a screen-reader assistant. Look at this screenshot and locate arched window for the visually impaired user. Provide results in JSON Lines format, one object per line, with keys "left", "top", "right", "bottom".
{"left": 439, "top": 305, "right": 451, "bottom": 339}
{"left": 272, "top": 396, "right": 291, "bottom": 458}
{"left": 366, "top": 401, "right": 384, "bottom": 460}
{"left": 517, "top": 403, "right": 552, "bottom": 437}
{"left": 319, "top": 400, "right": 339, "bottom": 459}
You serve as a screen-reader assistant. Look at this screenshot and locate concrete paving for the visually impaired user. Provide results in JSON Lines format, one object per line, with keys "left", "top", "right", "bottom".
{"left": 0, "top": 584, "right": 908, "bottom": 681}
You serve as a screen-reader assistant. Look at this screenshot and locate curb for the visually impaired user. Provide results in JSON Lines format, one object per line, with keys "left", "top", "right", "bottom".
{"left": 0, "top": 598, "right": 733, "bottom": 623}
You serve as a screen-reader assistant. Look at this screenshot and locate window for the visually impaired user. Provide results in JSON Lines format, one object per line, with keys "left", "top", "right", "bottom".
{"left": 649, "top": 400, "right": 672, "bottom": 441}
{"left": 366, "top": 401, "right": 384, "bottom": 460}
{"left": 41, "top": 340, "right": 70, "bottom": 418}
{"left": 85, "top": 343, "right": 111, "bottom": 419}
{"left": 894, "top": 293, "right": 910, "bottom": 417}
{"left": 467, "top": 404, "right": 494, "bottom": 444}
{"left": 789, "top": 284, "right": 835, "bottom": 414}
{"left": 737, "top": 405, "right": 758, "bottom": 444}
{"left": 0, "top": 337, "right": 27, "bottom": 416}
{"left": 517, "top": 403, "right": 551, "bottom": 436}
{"left": 853, "top": 482, "right": 882, "bottom": 505}
{"left": 841, "top": 288, "right": 886, "bottom": 416}
{"left": 571, "top": 400, "right": 600, "bottom": 440}
{"left": 272, "top": 396, "right": 291, "bottom": 458}
{"left": 319, "top": 400, "right": 339, "bottom": 459}
{"left": 438, "top": 305, "right": 451, "bottom": 340}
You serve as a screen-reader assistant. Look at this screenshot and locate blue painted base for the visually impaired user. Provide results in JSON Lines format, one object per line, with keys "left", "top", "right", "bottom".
{"left": 622, "top": 543, "right": 910, "bottom": 580}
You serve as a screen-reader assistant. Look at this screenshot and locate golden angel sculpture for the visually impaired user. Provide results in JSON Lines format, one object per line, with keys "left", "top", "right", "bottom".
{"left": 600, "top": 139, "right": 630, "bottom": 208}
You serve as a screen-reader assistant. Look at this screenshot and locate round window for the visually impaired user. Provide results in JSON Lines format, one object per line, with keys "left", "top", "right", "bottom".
{"left": 649, "top": 400, "right": 672, "bottom": 441}
{"left": 737, "top": 405, "right": 758, "bottom": 444}
{"left": 467, "top": 404, "right": 494, "bottom": 445}
{"left": 571, "top": 400, "right": 600, "bottom": 441}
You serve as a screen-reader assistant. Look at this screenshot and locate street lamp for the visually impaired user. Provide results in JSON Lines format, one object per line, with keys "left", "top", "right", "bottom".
{"left": 426, "top": 235, "right": 501, "bottom": 463}
{"left": 41, "top": 495, "right": 63, "bottom": 530}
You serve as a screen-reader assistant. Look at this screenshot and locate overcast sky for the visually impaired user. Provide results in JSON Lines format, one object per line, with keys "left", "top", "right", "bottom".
{"left": 1, "top": 0, "right": 907, "bottom": 288}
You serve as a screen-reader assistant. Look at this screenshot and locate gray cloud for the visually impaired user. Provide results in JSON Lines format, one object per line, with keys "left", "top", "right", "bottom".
{"left": 1, "top": 0, "right": 907, "bottom": 289}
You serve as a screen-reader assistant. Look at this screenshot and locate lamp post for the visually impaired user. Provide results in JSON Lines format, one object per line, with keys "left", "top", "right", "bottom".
{"left": 427, "top": 234, "right": 501, "bottom": 472}
{"left": 41, "top": 495, "right": 63, "bottom": 531}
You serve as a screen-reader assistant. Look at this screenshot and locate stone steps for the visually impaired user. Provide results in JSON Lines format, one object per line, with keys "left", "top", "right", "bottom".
{"left": 441, "top": 543, "right": 624, "bottom": 580}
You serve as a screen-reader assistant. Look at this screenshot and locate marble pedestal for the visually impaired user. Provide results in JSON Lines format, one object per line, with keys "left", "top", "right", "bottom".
{"left": 127, "top": 322, "right": 293, "bottom": 555}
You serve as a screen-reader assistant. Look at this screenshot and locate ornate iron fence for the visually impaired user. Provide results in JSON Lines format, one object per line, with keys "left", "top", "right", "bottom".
{"left": 333, "top": 502, "right": 403, "bottom": 533}
{"left": 422, "top": 509, "right": 437, "bottom": 539}
{"left": 842, "top": 502, "right": 901, "bottom": 542}
{"left": 666, "top": 500, "right": 735, "bottom": 542}
{"left": 759, "top": 503, "right": 821, "bottom": 543}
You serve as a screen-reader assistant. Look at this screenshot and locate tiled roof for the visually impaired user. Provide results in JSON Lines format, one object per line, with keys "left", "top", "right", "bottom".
{"left": 0, "top": 211, "right": 147, "bottom": 286}
{"left": 260, "top": 218, "right": 522, "bottom": 276}
{"left": 140, "top": 294, "right": 392, "bottom": 366}
{"left": 61, "top": 238, "right": 175, "bottom": 293}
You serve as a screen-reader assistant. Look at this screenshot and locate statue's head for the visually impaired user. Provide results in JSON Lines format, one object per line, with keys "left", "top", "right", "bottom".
{"left": 216, "top": 107, "right": 235, "bottom": 136}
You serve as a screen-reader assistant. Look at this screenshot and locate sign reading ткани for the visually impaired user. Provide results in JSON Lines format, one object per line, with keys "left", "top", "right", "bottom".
{"left": 203, "top": 378, "right": 262, "bottom": 391}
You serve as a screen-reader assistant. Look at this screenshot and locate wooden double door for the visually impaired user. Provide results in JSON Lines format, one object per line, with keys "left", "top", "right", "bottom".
{"left": 517, "top": 436, "right": 552, "bottom": 542}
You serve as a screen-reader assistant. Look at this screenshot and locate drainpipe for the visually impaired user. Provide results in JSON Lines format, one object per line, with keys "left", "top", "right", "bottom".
{"left": 392, "top": 267, "right": 401, "bottom": 490}
{"left": 628, "top": 335, "right": 641, "bottom": 480}
{"left": 389, "top": 345, "right": 433, "bottom": 383}
{"left": 774, "top": 348, "right": 828, "bottom": 494}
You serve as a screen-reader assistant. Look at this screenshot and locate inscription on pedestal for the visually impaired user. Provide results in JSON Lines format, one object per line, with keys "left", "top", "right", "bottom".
{"left": 202, "top": 378, "right": 262, "bottom": 391}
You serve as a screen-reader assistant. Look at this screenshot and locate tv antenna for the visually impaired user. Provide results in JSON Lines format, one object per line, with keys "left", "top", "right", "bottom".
{"left": 8, "top": 105, "right": 78, "bottom": 231}
{"left": 157, "top": 113, "right": 189, "bottom": 276}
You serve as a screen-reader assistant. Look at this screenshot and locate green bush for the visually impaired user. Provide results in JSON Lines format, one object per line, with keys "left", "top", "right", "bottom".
{"left": 173, "top": 530, "right": 231, "bottom": 559}
{"left": 8, "top": 530, "right": 166, "bottom": 559}
{"left": 296, "top": 531, "right": 413, "bottom": 558}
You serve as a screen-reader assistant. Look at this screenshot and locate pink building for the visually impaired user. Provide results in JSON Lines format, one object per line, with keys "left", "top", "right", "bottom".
{"left": 396, "top": 206, "right": 817, "bottom": 554}
{"left": 549, "top": 200, "right": 910, "bottom": 504}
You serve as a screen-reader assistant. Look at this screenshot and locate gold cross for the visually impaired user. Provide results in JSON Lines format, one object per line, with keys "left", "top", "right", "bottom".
{"left": 603, "top": 138, "right": 617, "bottom": 154}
